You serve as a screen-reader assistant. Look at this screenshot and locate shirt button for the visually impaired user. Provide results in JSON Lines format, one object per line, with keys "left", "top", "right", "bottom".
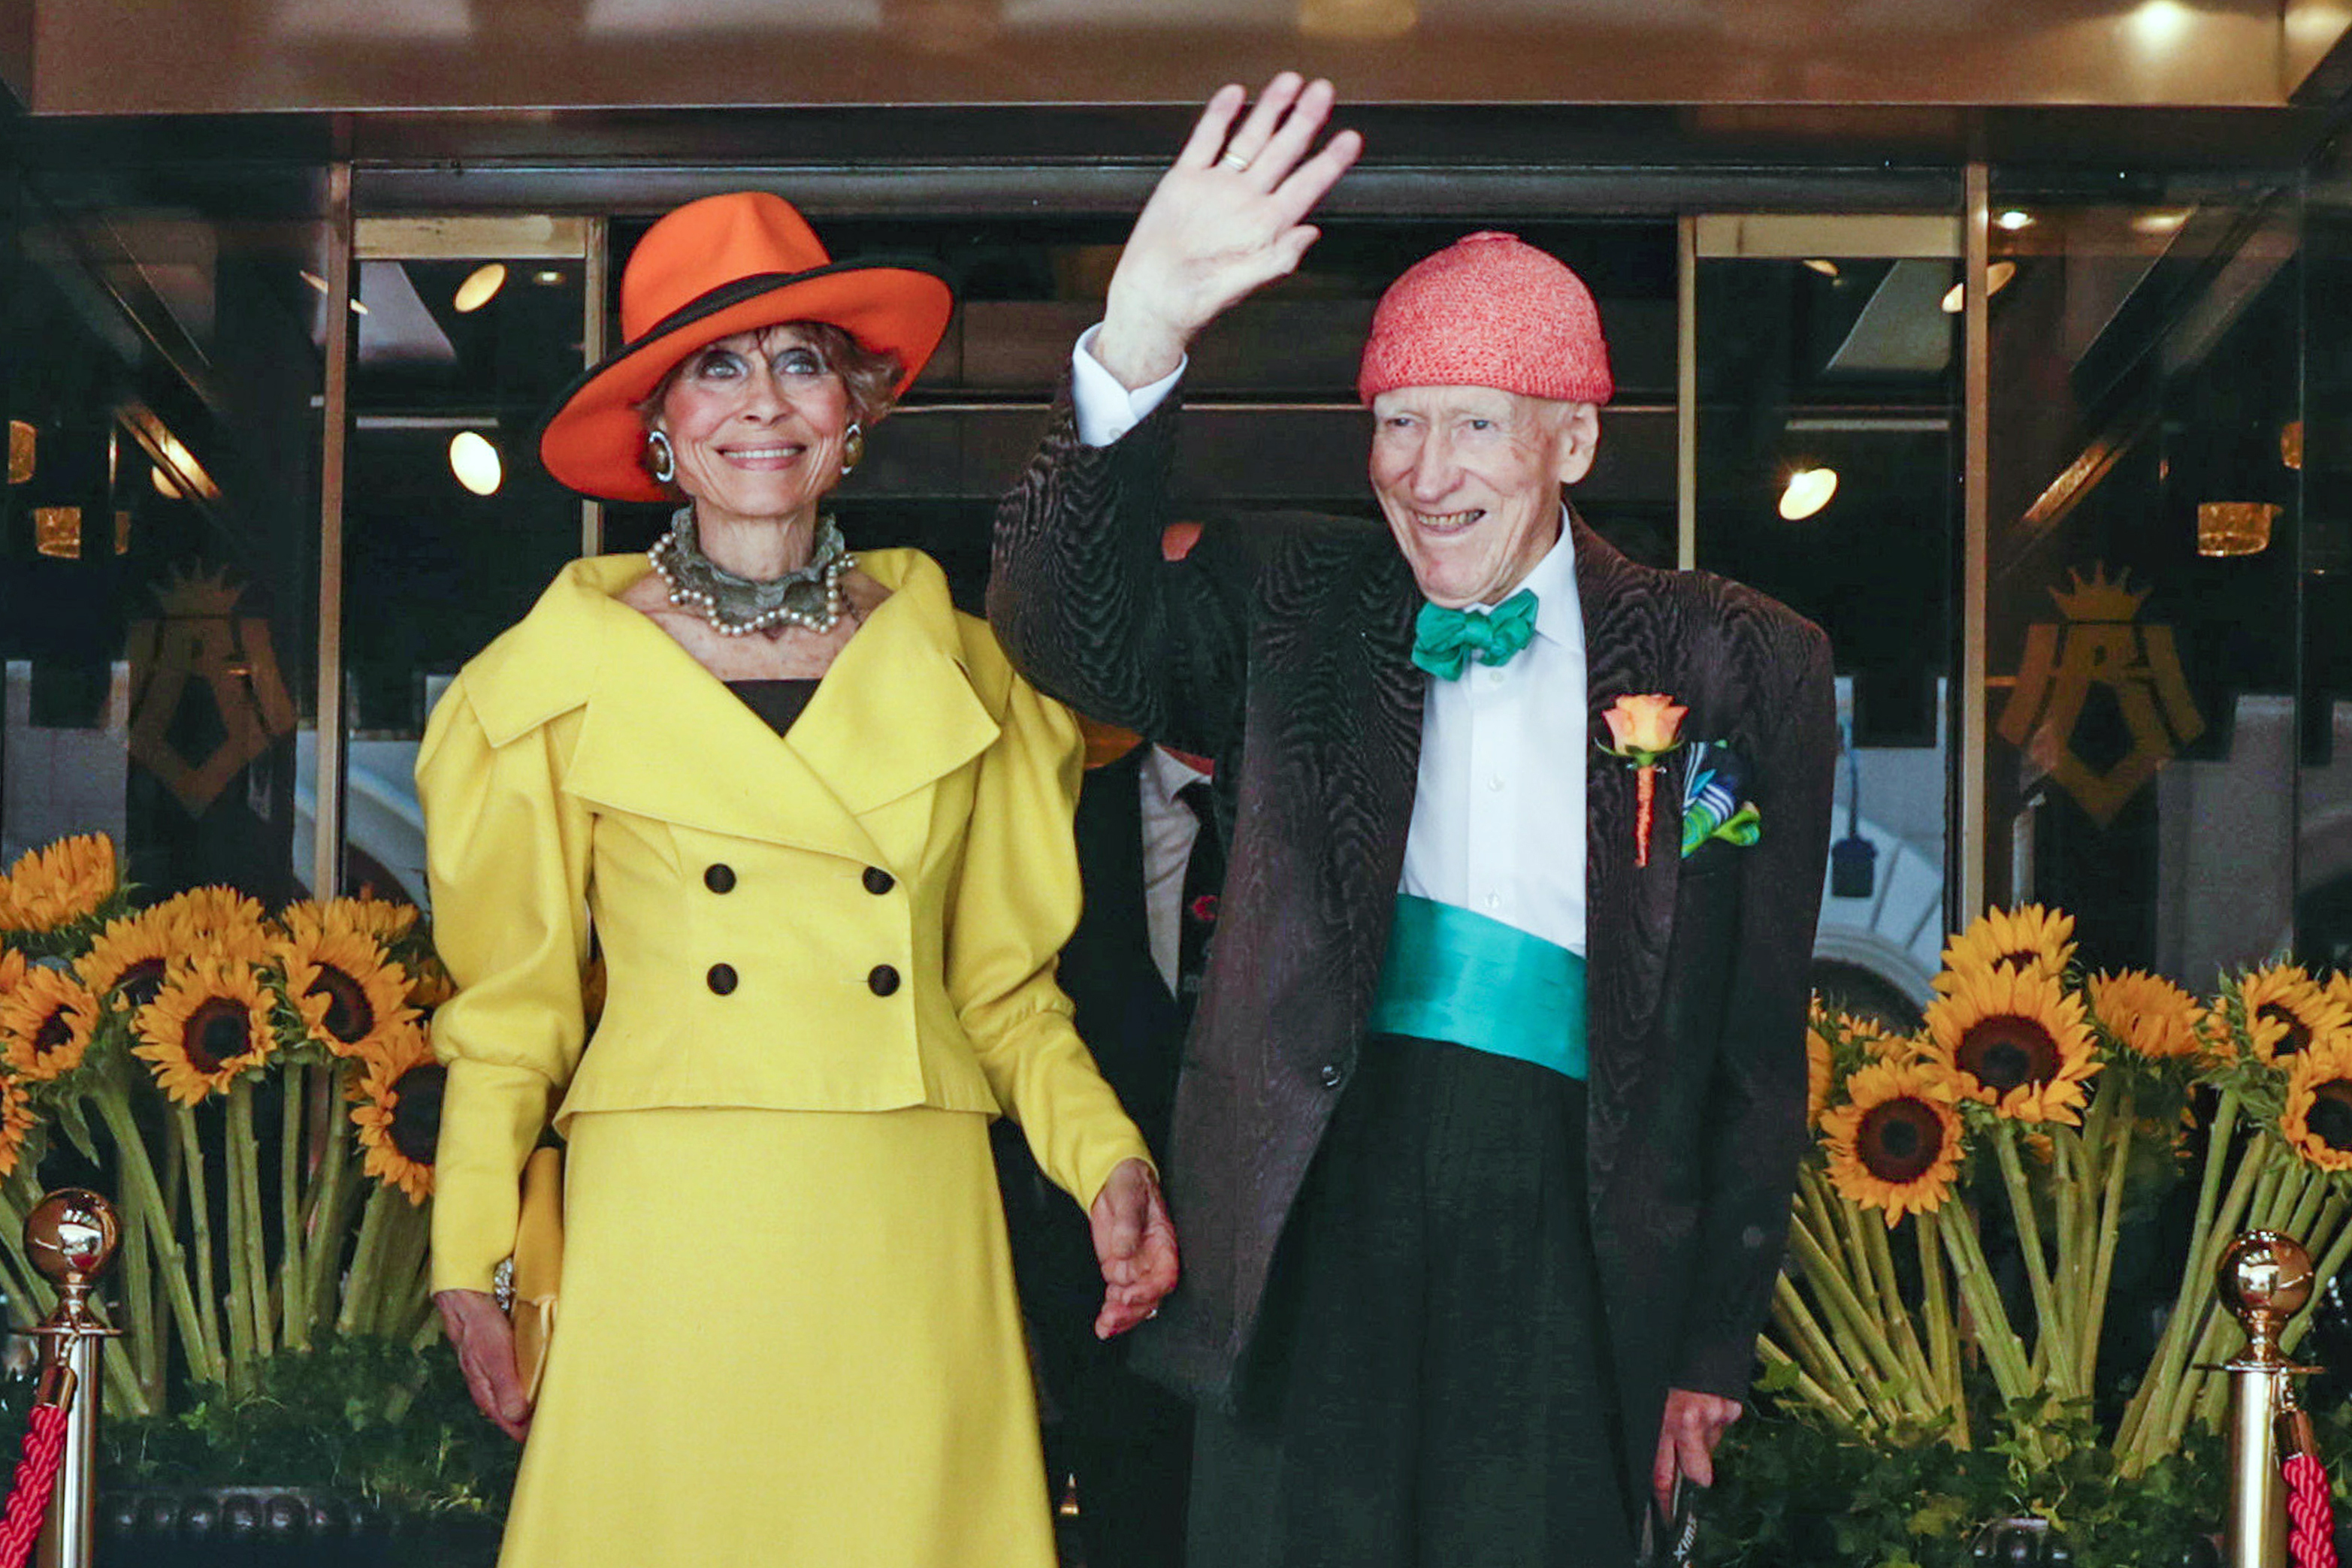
{"left": 868, "top": 964, "right": 901, "bottom": 997}
{"left": 706, "top": 963, "right": 738, "bottom": 995}
{"left": 862, "top": 866, "right": 896, "bottom": 896}
{"left": 1485, "top": 893, "right": 1503, "bottom": 911}
{"left": 703, "top": 864, "right": 736, "bottom": 894}
{"left": 1319, "top": 1064, "right": 1344, "bottom": 1089}
{"left": 1488, "top": 775, "right": 1505, "bottom": 792}
{"left": 1486, "top": 669, "right": 1506, "bottom": 687}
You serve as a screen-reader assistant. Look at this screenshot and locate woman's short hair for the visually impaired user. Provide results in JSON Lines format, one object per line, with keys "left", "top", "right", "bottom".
{"left": 637, "top": 320, "right": 903, "bottom": 430}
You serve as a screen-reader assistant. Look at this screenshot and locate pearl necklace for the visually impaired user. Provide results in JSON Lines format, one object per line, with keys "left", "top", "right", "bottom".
{"left": 648, "top": 509, "right": 854, "bottom": 638}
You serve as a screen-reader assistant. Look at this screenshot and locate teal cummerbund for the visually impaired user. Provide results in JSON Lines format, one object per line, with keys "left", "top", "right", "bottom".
{"left": 1365, "top": 893, "right": 1589, "bottom": 1081}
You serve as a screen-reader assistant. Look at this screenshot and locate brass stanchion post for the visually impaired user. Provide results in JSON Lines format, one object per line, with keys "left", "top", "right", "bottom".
{"left": 2216, "top": 1230, "right": 2317, "bottom": 1568}
{"left": 23, "top": 1191, "right": 120, "bottom": 1568}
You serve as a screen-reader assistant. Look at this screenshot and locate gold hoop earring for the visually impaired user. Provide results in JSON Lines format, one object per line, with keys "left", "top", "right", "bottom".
{"left": 646, "top": 430, "right": 676, "bottom": 485}
{"left": 840, "top": 422, "right": 865, "bottom": 476}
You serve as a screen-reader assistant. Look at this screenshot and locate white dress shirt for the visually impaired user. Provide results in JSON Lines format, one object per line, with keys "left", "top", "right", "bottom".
{"left": 1070, "top": 329, "right": 1589, "bottom": 958}
{"left": 1138, "top": 744, "right": 1212, "bottom": 993}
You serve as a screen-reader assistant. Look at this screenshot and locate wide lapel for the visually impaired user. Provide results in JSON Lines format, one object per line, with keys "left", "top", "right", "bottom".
{"left": 1346, "top": 545, "right": 1429, "bottom": 1001}
{"left": 1576, "top": 515, "right": 1681, "bottom": 1151}
{"left": 784, "top": 551, "right": 999, "bottom": 872}
{"left": 562, "top": 563, "right": 884, "bottom": 866}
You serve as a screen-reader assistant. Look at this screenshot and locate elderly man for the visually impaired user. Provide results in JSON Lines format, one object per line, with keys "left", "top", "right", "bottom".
{"left": 989, "top": 76, "right": 1836, "bottom": 1568}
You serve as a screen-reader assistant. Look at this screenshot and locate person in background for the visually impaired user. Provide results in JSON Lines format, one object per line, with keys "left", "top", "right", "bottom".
{"left": 990, "top": 77, "right": 1837, "bottom": 1568}
{"left": 421, "top": 189, "right": 1177, "bottom": 1568}
{"left": 997, "top": 521, "right": 1216, "bottom": 1568}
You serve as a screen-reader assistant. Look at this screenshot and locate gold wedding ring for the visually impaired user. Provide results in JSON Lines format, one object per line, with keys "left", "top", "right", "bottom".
{"left": 1219, "top": 150, "right": 1252, "bottom": 171}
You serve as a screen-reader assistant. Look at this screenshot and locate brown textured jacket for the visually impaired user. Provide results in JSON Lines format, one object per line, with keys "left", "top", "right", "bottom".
{"left": 989, "top": 387, "right": 1837, "bottom": 1500}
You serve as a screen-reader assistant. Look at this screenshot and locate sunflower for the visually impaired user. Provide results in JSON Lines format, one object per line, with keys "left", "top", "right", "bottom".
{"left": 2282, "top": 1037, "right": 2352, "bottom": 1173}
{"left": 349, "top": 1023, "right": 441, "bottom": 1204}
{"left": 278, "top": 895, "right": 419, "bottom": 950}
{"left": 272, "top": 926, "right": 414, "bottom": 1059}
{"left": 2087, "top": 970, "right": 2207, "bottom": 1062}
{"left": 1934, "top": 905, "right": 2077, "bottom": 992}
{"left": 2224, "top": 964, "right": 2350, "bottom": 1064}
{"left": 0, "top": 833, "right": 119, "bottom": 934}
{"left": 147, "top": 887, "right": 271, "bottom": 964}
{"left": 0, "top": 947, "right": 24, "bottom": 1002}
{"left": 133, "top": 960, "right": 275, "bottom": 1105}
{"left": 0, "top": 1071, "right": 34, "bottom": 1180}
{"left": 1822, "top": 1060, "right": 1964, "bottom": 1222}
{"left": 75, "top": 910, "right": 177, "bottom": 1012}
{"left": 1806, "top": 1020, "right": 1834, "bottom": 1129}
{"left": 1923, "top": 962, "right": 2099, "bottom": 1123}
{"left": 407, "top": 953, "right": 457, "bottom": 1014}
{"left": 0, "top": 964, "right": 99, "bottom": 1082}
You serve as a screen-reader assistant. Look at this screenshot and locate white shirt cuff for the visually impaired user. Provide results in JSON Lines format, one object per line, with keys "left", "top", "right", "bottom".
{"left": 1072, "top": 323, "right": 1186, "bottom": 449}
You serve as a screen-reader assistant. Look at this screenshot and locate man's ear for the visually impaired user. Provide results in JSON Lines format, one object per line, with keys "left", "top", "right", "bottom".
{"left": 1556, "top": 401, "right": 1601, "bottom": 486}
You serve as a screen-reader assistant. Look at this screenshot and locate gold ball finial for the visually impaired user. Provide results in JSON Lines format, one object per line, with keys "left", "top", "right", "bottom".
{"left": 23, "top": 1189, "right": 119, "bottom": 1289}
{"left": 2217, "top": 1229, "right": 2314, "bottom": 1363}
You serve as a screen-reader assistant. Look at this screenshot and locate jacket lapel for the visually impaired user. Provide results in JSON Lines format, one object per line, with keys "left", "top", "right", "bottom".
{"left": 1576, "top": 517, "right": 1680, "bottom": 1145}
{"left": 561, "top": 549, "right": 994, "bottom": 869}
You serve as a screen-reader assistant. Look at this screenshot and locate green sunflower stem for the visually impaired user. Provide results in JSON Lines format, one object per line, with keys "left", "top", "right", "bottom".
{"left": 1789, "top": 1200, "right": 1907, "bottom": 1426}
{"left": 1853, "top": 1202, "right": 1936, "bottom": 1402}
{"left": 2079, "top": 1081, "right": 2136, "bottom": 1385}
{"left": 226, "top": 1080, "right": 273, "bottom": 1362}
{"left": 1940, "top": 1201, "right": 2033, "bottom": 1406}
{"left": 337, "top": 1183, "right": 395, "bottom": 1338}
{"left": 1917, "top": 1210, "right": 1967, "bottom": 1449}
{"left": 278, "top": 1063, "right": 308, "bottom": 1352}
{"left": 2281, "top": 1190, "right": 2352, "bottom": 1358}
{"left": 1992, "top": 1122, "right": 2079, "bottom": 1399}
{"left": 2121, "top": 1109, "right": 2265, "bottom": 1467}
{"left": 172, "top": 1103, "right": 227, "bottom": 1387}
{"left": 1758, "top": 1332, "right": 1867, "bottom": 1438}
{"left": 369, "top": 1196, "right": 429, "bottom": 1337}
{"left": 1770, "top": 1274, "right": 1870, "bottom": 1423}
{"left": 117, "top": 1162, "right": 160, "bottom": 1399}
{"left": 303, "top": 1063, "right": 356, "bottom": 1338}
{"left": 94, "top": 1092, "right": 222, "bottom": 1389}
{"left": 1789, "top": 1218, "right": 1926, "bottom": 1418}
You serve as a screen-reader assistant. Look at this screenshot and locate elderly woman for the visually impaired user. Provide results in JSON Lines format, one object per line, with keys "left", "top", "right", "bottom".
{"left": 420, "top": 190, "right": 1178, "bottom": 1567}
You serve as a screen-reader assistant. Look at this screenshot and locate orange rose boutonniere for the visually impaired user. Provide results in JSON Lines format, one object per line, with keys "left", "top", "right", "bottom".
{"left": 1599, "top": 693, "right": 1688, "bottom": 867}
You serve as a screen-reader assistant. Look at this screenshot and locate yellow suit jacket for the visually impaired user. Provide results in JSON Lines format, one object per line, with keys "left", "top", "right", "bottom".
{"left": 419, "top": 548, "right": 1150, "bottom": 1295}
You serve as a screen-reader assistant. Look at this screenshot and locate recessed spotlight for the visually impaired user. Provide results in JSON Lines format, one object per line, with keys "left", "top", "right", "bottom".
{"left": 1779, "top": 467, "right": 1838, "bottom": 521}
{"left": 454, "top": 262, "right": 507, "bottom": 313}
{"left": 1801, "top": 258, "right": 1840, "bottom": 278}
{"left": 2132, "top": 210, "right": 2188, "bottom": 234}
{"left": 534, "top": 269, "right": 566, "bottom": 286}
{"left": 1997, "top": 210, "right": 2033, "bottom": 231}
{"left": 1940, "top": 260, "right": 2018, "bottom": 314}
{"left": 449, "top": 431, "right": 503, "bottom": 497}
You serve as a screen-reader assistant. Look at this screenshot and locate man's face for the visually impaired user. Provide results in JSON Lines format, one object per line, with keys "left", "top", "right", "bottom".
{"left": 1368, "top": 385, "right": 1598, "bottom": 608}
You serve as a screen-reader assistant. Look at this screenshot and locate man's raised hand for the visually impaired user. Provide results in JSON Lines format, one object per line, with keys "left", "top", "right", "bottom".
{"left": 1094, "top": 74, "right": 1362, "bottom": 391}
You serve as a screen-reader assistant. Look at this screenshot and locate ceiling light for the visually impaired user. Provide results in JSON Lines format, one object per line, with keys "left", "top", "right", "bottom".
{"left": 454, "top": 262, "right": 507, "bottom": 313}
{"left": 300, "top": 267, "right": 367, "bottom": 313}
{"left": 150, "top": 464, "right": 181, "bottom": 498}
{"left": 534, "top": 269, "right": 566, "bottom": 286}
{"left": 2284, "top": 421, "right": 2304, "bottom": 471}
{"left": 2131, "top": 210, "right": 2189, "bottom": 235}
{"left": 449, "top": 431, "right": 503, "bottom": 497}
{"left": 2196, "top": 502, "right": 2277, "bottom": 557}
{"left": 8, "top": 421, "right": 32, "bottom": 485}
{"left": 1801, "top": 258, "right": 1840, "bottom": 278}
{"left": 1940, "top": 260, "right": 2017, "bottom": 314}
{"left": 1997, "top": 210, "right": 2033, "bottom": 231}
{"left": 1778, "top": 467, "right": 1838, "bottom": 521}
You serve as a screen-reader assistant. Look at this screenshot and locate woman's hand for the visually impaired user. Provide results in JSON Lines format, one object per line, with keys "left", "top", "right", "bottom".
{"left": 1093, "top": 72, "right": 1362, "bottom": 391}
{"left": 1088, "top": 1157, "right": 1180, "bottom": 1338}
{"left": 437, "top": 1288, "right": 534, "bottom": 1442}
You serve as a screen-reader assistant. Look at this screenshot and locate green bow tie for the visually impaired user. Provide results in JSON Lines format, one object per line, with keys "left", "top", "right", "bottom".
{"left": 1413, "top": 590, "right": 1539, "bottom": 680}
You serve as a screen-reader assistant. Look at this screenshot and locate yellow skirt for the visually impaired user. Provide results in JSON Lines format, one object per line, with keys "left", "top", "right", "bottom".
{"left": 497, "top": 1106, "right": 1059, "bottom": 1568}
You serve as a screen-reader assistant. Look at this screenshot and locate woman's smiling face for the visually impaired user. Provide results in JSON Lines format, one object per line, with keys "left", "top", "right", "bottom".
{"left": 653, "top": 324, "right": 854, "bottom": 532}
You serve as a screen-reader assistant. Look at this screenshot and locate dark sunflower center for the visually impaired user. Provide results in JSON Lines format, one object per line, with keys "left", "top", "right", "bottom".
{"left": 2260, "top": 1003, "right": 2314, "bottom": 1057}
{"left": 32, "top": 1008, "right": 71, "bottom": 1059}
{"left": 180, "top": 998, "right": 250, "bottom": 1074}
{"left": 1858, "top": 1097, "right": 1945, "bottom": 1183}
{"left": 1997, "top": 948, "right": 2043, "bottom": 970}
{"left": 2311, "top": 1082, "right": 2352, "bottom": 1152}
{"left": 386, "top": 1062, "right": 446, "bottom": 1166}
{"left": 1956, "top": 1014, "right": 2060, "bottom": 1092}
{"left": 306, "top": 965, "right": 373, "bottom": 1044}
{"left": 119, "top": 959, "right": 167, "bottom": 1010}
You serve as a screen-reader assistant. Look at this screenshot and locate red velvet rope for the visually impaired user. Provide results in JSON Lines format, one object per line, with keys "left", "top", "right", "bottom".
{"left": 2286, "top": 1450, "right": 2340, "bottom": 1568}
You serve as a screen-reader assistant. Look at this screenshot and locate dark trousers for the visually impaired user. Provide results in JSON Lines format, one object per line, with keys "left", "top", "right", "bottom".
{"left": 1187, "top": 1035, "right": 1634, "bottom": 1568}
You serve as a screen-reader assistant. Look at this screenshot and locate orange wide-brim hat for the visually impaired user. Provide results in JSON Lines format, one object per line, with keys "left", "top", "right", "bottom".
{"left": 539, "top": 191, "right": 955, "bottom": 503}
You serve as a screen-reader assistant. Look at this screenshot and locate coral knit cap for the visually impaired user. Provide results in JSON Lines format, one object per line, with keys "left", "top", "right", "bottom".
{"left": 538, "top": 191, "right": 954, "bottom": 503}
{"left": 1356, "top": 231, "right": 1614, "bottom": 408}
